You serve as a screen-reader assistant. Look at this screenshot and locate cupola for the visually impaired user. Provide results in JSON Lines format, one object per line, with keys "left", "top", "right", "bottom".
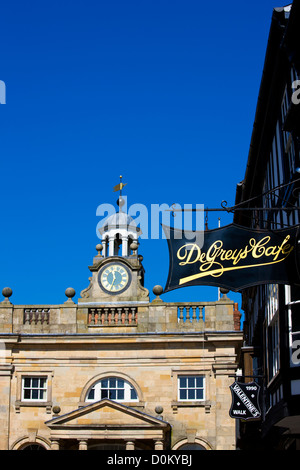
{"left": 99, "top": 195, "right": 141, "bottom": 257}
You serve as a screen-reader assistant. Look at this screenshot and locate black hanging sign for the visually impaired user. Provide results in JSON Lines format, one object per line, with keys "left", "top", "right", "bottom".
{"left": 229, "top": 381, "right": 261, "bottom": 420}
{"left": 163, "top": 223, "right": 300, "bottom": 292}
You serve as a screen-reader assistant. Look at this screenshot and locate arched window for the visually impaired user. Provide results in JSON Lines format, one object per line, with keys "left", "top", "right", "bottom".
{"left": 85, "top": 377, "right": 138, "bottom": 403}
{"left": 177, "top": 443, "right": 206, "bottom": 450}
{"left": 21, "top": 444, "right": 47, "bottom": 450}
{"left": 114, "top": 234, "right": 122, "bottom": 256}
{"left": 172, "top": 437, "right": 212, "bottom": 451}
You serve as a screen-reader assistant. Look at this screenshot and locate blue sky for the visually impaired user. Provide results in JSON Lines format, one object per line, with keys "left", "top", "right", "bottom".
{"left": 0, "top": 0, "right": 289, "bottom": 310}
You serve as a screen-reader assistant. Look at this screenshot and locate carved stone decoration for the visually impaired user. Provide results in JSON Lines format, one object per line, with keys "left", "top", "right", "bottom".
{"left": 80, "top": 278, "right": 93, "bottom": 299}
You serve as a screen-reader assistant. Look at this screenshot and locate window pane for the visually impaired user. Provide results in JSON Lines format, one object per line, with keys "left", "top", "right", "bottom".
{"left": 117, "top": 390, "right": 124, "bottom": 400}
{"left": 87, "top": 388, "right": 95, "bottom": 400}
{"left": 188, "top": 377, "right": 194, "bottom": 387}
{"left": 40, "top": 378, "right": 46, "bottom": 388}
{"left": 110, "top": 379, "right": 116, "bottom": 388}
{"left": 179, "top": 377, "right": 187, "bottom": 388}
{"left": 117, "top": 380, "right": 124, "bottom": 388}
{"left": 109, "top": 390, "right": 116, "bottom": 400}
{"left": 196, "top": 377, "right": 203, "bottom": 388}
{"left": 32, "top": 378, "right": 39, "bottom": 388}
{"left": 188, "top": 389, "right": 195, "bottom": 400}
{"left": 101, "top": 379, "right": 108, "bottom": 388}
{"left": 32, "top": 389, "right": 39, "bottom": 399}
{"left": 101, "top": 389, "right": 109, "bottom": 399}
{"left": 24, "top": 378, "right": 31, "bottom": 388}
{"left": 130, "top": 388, "right": 137, "bottom": 400}
{"left": 196, "top": 389, "right": 204, "bottom": 400}
{"left": 180, "top": 389, "right": 187, "bottom": 400}
{"left": 24, "top": 389, "right": 31, "bottom": 399}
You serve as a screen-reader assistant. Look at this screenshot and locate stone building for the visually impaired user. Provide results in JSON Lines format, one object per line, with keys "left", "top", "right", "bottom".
{"left": 0, "top": 195, "right": 242, "bottom": 450}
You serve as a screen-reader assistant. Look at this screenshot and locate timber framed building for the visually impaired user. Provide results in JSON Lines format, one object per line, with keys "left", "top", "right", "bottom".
{"left": 234, "top": 0, "right": 300, "bottom": 450}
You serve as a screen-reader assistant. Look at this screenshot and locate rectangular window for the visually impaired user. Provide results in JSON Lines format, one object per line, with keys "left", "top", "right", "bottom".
{"left": 266, "top": 284, "right": 279, "bottom": 324}
{"left": 178, "top": 376, "right": 205, "bottom": 401}
{"left": 22, "top": 377, "right": 47, "bottom": 401}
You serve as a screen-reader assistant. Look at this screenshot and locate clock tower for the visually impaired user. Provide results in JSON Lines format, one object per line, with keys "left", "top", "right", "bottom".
{"left": 79, "top": 179, "right": 149, "bottom": 303}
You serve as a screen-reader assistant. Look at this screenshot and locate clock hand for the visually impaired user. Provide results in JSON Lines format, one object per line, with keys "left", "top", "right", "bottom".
{"left": 110, "top": 271, "right": 116, "bottom": 291}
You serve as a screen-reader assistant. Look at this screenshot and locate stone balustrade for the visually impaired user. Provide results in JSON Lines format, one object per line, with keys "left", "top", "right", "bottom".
{"left": 24, "top": 308, "right": 50, "bottom": 325}
{"left": 0, "top": 294, "right": 241, "bottom": 334}
{"left": 177, "top": 304, "right": 205, "bottom": 324}
{"left": 88, "top": 306, "right": 138, "bottom": 326}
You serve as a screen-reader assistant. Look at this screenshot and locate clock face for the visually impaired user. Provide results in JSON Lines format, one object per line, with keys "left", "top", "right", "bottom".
{"left": 98, "top": 263, "right": 131, "bottom": 294}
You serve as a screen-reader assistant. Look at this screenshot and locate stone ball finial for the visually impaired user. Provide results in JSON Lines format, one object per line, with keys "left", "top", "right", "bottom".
{"left": 65, "top": 288, "right": 76, "bottom": 299}
{"left": 152, "top": 285, "right": 164, "bottom": 303}
{"left": 155, "top": 405, "right": 163, "bottom": 415}
{"left": 2, "top": 287, "right": 12, "bottom": 300}
{"left": 96, "top": 243, "right": 103, "bottom": 255}
{"left": 220, "top": 287, "right": 229, "bottom": 294}
{"left": 52, "top": 405, "right": 61, "bottom": 414}
{"left": 153, "top": 285, "right": 163, "bottom": 296}
{"left": 130, "top": 242, "right": 138, "bottom": 251}
{"left": 220, "top": 287, "right": 229, "bottom": 299}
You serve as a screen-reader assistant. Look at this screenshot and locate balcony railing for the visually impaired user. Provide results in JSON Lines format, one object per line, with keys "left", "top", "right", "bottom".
{"left": 177, "top": 304, "right": 205, "bottom": 325}
{"left": 23, "top": 308, "right": 50, "bottom": 325}
{"left": 88, "top": 306, "right": 138, "bottom": 326}
{"left": 8, "top": 298, "right": 237, "bottom": 333}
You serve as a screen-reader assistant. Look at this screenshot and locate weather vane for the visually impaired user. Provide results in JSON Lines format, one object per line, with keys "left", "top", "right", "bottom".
{"left": 113, "top": 175, "right": 127, "bottom": 197}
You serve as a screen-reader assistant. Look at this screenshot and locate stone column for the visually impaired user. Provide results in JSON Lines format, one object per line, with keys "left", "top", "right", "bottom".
{"left": 50, "top": 439, "right": 60, "bottom": 450}
{"left": 78, "top": 439, "right": 88, "bottom": 450}
{"left": 109, "top": 236, "right": 115, "bottom": 257}
{"left": 125, "top": 440, "right": 135, "bottom": 450}
{"left": 102, "top": 239, "right": 107, "bottom": 257}
{"left": 122, "top": 235, "right": 128, "bottom": 256}
{"left": 154, "top": 439, "right": 164, "bottom": 450}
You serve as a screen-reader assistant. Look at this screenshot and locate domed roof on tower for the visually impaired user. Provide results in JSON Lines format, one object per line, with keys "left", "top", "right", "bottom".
{"left": 102, "top": 195, "right": 138, "bottom": 232}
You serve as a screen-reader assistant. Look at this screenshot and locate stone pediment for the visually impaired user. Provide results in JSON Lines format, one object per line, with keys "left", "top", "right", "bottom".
{"left": 45, "top": 399, "right": 169, "bottom": 430}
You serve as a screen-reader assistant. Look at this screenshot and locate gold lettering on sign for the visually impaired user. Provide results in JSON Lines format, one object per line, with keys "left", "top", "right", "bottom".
{"left": 177, "top": 235, "right": 294, "bottom": 285}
